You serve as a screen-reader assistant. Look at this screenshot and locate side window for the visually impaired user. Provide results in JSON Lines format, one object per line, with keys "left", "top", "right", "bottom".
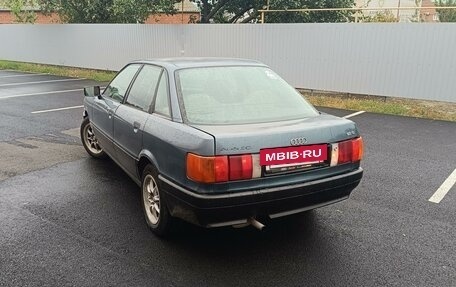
{"left": 126, "top": 65, "right": 162, "bottom": 111}
{"left": 104, "top": 64, "right": 141, "bottom": 102}
{"left": 154, "top": 72, "right": 171, "bottom": 117}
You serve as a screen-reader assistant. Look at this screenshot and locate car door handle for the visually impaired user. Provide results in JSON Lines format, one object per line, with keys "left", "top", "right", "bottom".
{"left": 133, "top": 121, "right": 141, "bottom": 133}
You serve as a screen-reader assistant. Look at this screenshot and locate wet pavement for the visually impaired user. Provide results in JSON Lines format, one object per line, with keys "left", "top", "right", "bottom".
{"left": 0, "top": 70, "right": 455, "bottom": 287}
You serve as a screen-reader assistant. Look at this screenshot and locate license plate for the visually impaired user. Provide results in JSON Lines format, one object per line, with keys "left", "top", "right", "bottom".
{"left": 260, "top": 144, "right": 328, "bottom": 166}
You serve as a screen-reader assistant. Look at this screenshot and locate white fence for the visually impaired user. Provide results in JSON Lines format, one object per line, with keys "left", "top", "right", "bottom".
{"left": 0, "top": 23, "right": 455, "bottom": 103}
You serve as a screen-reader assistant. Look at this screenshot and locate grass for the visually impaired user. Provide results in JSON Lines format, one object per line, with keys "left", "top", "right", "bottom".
{"left": 1, "top": 60, "right": 454, "bottom": 122}
{"left": 302, "top": 92, "right": 456, "bottom": 122}
{"left": 0, "top": 60, "right": 116, "bottom": 82}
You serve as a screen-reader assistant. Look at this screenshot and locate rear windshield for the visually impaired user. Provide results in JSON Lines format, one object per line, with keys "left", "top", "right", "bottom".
{"left": 176, "top": 66, "right": 318, "bottom": 125}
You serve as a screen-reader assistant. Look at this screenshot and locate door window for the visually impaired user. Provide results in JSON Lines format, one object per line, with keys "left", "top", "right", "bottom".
{"left": 154, "top": 72, "right": 171, "bottom": 117}
{"left": 104, "top": 64, "right": 141, "bottom": 102}
{"left": 126, "top": 65, "right": 162, "bottom": 112}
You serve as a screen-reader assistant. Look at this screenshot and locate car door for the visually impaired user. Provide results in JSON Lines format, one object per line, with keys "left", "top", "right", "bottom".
{"left": 113, "top": 65, "right": 163, "bottom": 177}
{"left": 91, "top": 64, "right": 141, "bottom": 157}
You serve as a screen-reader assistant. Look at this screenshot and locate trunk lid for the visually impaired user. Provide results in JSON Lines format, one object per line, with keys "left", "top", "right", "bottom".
{"left": 192, "top": 114, "right": 359, "bottom": 155}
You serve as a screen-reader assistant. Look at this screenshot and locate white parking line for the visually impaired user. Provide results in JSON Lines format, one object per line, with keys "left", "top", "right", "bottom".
{"left": 0, "top": 78, "right": 85, "bottom": 87}
{"left": 0, "top": 89, "right": 82, "bottom": 100}
{"left": 429, "top": 168, "right": 456, "bottom": 204}
{"left": 31, "top": 105, "right": 84, "bottom": 114}
{"left": 0, "top": 73, "right": 48, "bottom": 78}
{"left": 0, "top": 86, "right": 106, "bottom": 100}
{"left": 343, "top": 111, "right": 366, "bottom": 119}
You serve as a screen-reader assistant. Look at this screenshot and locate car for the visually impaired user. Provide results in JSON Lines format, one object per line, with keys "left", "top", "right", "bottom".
{"left": 80, "top": 58, "right": 364, "bottom": 236}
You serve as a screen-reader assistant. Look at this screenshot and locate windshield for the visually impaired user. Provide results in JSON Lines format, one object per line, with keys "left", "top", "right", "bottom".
{"left": 176, "top": 66, "right": 318, "bottom": 125}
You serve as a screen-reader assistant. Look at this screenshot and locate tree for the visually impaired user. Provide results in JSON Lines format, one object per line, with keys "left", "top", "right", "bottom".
{"left": 2, "top": 0, "right": 37, "bottom": 23}
{"left": 211, "top": 0, "right": 263, "bottom": 23}
{"left": 193, "top": 0, "right": 262, "bottom": 23}
{"left": 434, "top": 0, "right": 456, "bottom": 22}
{"left": 264, "top": 0, "right": 355, "bottom": 23}
{"left": 362, "top": 10, "right": 397, "bottom": 22}
{"left": 191, "top": 0, "right": 355, "bottom": 23}
{"left": 38, "top": 0, "right": 179, "bottom": 23}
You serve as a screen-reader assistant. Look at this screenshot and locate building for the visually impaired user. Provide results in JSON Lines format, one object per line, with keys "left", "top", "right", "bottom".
{"left": 0, "top": 0, "right": 199, "bottom": 24}
{"left": 420, "top": 0, "right": 439, "bottom": 22}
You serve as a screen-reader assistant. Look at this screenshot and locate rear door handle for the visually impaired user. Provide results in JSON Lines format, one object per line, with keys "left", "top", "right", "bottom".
{"left": 133, "top": 121, "right": 141, "bottom": 133}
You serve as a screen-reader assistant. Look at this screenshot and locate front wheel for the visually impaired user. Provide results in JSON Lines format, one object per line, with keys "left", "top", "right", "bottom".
{"left": 141, "top": 164, "right": 173, "bottom": 236}
{"left": 80, "top": 117, "right": 106, "bottom": 158}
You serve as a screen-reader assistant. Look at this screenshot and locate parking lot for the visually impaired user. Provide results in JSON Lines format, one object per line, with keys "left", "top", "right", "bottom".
{"left": 0, "top": 70, "right": 455, "bottom": 286}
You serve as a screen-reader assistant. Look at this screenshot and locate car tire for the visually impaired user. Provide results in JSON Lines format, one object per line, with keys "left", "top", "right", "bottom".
{"left": 80, "top": 117, "right": 106, "bottom": 159}
{"left": 141, "top": 164, "right": 173, "bottom": 237}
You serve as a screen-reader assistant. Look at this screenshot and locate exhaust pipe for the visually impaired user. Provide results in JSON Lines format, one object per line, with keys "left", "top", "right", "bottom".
{"left": 248, "top": 217, "right": 265, "bottom": 230}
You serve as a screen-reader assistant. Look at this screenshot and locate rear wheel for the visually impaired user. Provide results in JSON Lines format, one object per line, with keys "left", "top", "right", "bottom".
{"left": 80, "top": 117, "right": 106, "bottom": 158}
{"left": 141, "top": 164, "right": 172, "bottom": 236}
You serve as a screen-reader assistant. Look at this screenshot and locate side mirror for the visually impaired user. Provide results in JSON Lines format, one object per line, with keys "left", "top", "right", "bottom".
{"left": 84, "top": 86, "right": 101, "bottom": 98}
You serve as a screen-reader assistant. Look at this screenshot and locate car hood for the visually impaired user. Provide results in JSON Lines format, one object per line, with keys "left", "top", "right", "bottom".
{"left": 191, "top": 114, "right": 360, "bottom": 155}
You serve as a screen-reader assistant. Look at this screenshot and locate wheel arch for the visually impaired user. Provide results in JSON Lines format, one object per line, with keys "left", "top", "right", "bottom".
{"left": 137, "top": 150, "right": 160, "bottom": 179}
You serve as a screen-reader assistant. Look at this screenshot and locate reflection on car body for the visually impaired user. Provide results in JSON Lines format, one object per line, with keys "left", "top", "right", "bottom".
{"left": 80, "top": 58, "right": 363, "bottom": 236}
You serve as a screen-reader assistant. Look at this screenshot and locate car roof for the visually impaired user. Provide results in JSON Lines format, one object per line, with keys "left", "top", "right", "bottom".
{"left": 131, "top": 57, "right": 267, "bottom": 70}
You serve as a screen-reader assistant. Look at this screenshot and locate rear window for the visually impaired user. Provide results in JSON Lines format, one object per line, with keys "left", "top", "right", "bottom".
{"left": 176, "top": 66, "right": 318, "bottom": 125}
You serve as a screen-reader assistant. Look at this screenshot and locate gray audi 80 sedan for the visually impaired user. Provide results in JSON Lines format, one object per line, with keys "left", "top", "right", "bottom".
{"left": 81, "top": 58, "right": 363, "bottom": 236}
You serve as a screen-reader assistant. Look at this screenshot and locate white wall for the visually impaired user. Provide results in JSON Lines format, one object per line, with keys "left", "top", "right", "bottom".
{"left": 0, "top": 23, "right": 455, "bottom": 102}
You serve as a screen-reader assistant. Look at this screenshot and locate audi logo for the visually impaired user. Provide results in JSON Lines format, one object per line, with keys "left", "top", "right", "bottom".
{"left": 290, "top": 137, "right": 307, "bottom": 146}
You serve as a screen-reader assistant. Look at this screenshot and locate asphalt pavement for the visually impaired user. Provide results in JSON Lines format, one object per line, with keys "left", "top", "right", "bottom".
{"left": 0, "top": 70, "right": 455, "bottom": 287}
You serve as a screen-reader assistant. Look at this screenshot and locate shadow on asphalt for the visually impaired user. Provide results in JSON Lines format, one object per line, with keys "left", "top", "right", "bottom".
{"left": 1, "top": 156, "right": 356, "bottom": 285}
{"left": 167, "top": 211, "right": 318, "bottom": 247}
{"left": 89, "top": 157, "right": 334, "bottom": 257}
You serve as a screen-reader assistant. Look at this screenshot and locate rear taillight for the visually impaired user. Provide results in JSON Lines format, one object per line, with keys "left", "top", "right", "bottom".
{"left": 335, "top": 137, "right": 364, "bottom": 165}
{"left": 187, "top": 153, "right": 253, "bottom": 183}
{"left": 352, "top": 137, "right": 364, "bottom": 162}
{"left": 186, "top": 154, "right": 228, "bottom": 183}
{"left": 229, "top": 155, "right": 253, "bottom": 181}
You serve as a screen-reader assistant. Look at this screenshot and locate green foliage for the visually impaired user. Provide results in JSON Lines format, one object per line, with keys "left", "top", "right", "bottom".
{"left": 305, "top": 93, "right": 456, "bottom": 122}
{"left": 3, "top": 0, "right": 37, "bottom": 23}
{"left": 0, "top": 60, "right": 116, "bottom": 82}
{"left": 434, "top": 0, "right": 456, "bottom": 22}
{"left": 265, "top": 0, "right": 355, "bottom": 23}
{"left": 192, "top": 0, "right": 355, "bottom": 23}
{"left": 212, "top": 0, "right": 262, "bottom": 23}
{"left": 362, "top": 10, "right": 397, "bottom": 22}
{"left": 38, "top": 0, "right": 179, "bottom": 23}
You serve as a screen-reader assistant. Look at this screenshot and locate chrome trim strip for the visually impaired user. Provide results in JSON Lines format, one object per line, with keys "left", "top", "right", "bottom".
{"left": 269, "top": 196, "right": 349, "bottom": 219}
{"left": 158, "top": 168, "right": 362, "bottom": 200}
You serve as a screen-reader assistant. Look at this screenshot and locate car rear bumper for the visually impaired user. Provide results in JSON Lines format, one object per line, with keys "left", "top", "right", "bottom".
{"left": 159, "top": 168, "right": 363, "bottom": 227}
